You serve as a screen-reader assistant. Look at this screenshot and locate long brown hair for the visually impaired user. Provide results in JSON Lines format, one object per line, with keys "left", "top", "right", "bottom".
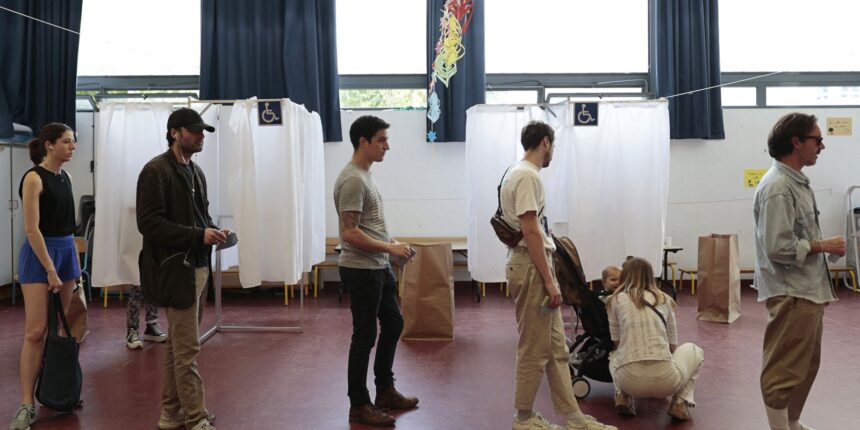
{"left": 607, "top": 257, "right": 675, "bottom": 310}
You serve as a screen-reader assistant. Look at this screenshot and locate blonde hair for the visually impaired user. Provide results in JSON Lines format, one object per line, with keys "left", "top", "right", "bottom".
{"left": 602, "top": 266, "right": 621, "bottom": 282}
{"left": 607, "top": 257, "right": 676, "bottom": 311}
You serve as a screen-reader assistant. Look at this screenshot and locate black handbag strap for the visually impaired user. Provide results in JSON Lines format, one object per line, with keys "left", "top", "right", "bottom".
{"left": 495, "top": 166, "right": 513, "bottom": 217}
{"left": 643, "top": 296, "right": 668, "bottom": 330}
{"left": 48, "top": 292, "right": 73, "bottom": 338}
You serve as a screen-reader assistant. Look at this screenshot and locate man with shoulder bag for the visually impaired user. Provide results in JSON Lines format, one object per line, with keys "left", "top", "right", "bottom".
{"left": 495, "top": 121, "right": 616, "bottom": 430}
{"left": 137, "top": 108, "right": 227, "bottom": 430}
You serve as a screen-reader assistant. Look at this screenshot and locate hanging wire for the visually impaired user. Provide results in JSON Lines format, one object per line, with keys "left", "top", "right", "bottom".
{"left": 0, "top": 5, "right": 81, "bottom": 35}
{"left": 0, "top": 5, "right": 199, "bottom": 73}
{"left": 3, "top": 4, "right": 788, "bottom": 102}
{"left": 664, "top": 71, "right": 784, "bottom": 99}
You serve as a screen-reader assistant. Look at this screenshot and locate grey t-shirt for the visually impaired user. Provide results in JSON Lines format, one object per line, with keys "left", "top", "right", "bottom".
{"left": 334, "top": 162, "right": 390, "bottom": 269}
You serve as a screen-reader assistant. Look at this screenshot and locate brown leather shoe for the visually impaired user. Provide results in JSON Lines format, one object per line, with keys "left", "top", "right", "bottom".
{"left": 375, "top": 386, "right": 419, "bottom": 411}
{"left": 614, "top": 390, "right": 636, "bottom": 417}
{"left": 667, "top": 398, "right": 692, "bottom": 421}
{"left": 349, "top": 404, "right": 395, "bottom": 427}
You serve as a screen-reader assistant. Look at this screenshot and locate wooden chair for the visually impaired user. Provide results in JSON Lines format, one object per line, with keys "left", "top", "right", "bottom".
{"left": 678, "top": 268, "right": 697, "bottom": 295}
{"left": 311, "top": 237, "right": 340, "bottom": 298}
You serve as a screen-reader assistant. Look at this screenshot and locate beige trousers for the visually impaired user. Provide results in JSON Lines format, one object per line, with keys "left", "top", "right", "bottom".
{"left": 162, "top": 267, "right": 209, "bottom": 427}
{"left": 609, "top": 343, "right": 704, "bottom": 405}
{"left": 760, "top": 295, "right": 824, "bottom": 420}
{"left": 506, "top": 248, "right": 580, "bottom": 414}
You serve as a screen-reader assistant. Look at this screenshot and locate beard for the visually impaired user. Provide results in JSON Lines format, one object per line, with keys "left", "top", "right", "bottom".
{"left": 179, "top": 136, "right": 203, "bottom": 154}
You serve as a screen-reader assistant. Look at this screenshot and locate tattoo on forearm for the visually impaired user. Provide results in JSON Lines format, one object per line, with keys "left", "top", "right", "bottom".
{"left": 340, "top": 212, "right": 360, "bottom": 231}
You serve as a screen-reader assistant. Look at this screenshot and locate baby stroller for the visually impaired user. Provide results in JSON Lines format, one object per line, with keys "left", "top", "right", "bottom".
{"left": 552, "top": 235, "right": 615, "bottom": 399}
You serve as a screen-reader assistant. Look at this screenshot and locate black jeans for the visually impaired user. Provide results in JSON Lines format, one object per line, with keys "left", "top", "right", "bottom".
{"left": 340, "top": 266, "right": 404, "bottom": 407}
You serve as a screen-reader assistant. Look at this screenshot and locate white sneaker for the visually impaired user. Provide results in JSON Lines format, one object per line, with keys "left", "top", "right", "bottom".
{"left": 9, "top": 403, "right": 36, "bottom": 430}
{"left": 513, "top": 412, "right": 564, "bottom": 430}
{"left": 125, "top": 329, "right": 143, "bottom": 350}
{"left": 789, "top": 422, "right": 815, "bottom": 430}
{"left": 189, "top": 419, "right": 215, "bottom": 430}
{"left": 566, "top": 415, "right": 618, "bottom": 430}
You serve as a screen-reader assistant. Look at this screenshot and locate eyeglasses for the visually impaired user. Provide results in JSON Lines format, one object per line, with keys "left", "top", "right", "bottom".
{"left": 801, "top": 135, "right": 824, "bottom": 145}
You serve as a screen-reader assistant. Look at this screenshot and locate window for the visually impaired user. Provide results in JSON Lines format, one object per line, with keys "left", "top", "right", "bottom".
{"left": 336, "top": 0, "right": 425, "bottom": 74}
{"left": 485, "top": 0, "right": 648, "bottom": 73}
{"left": 485, "top": 90, "right": 539, "bottom": 105}
{"left": 720, "top": 0, "right": 860, "bottom": 72}
{"left": 767, "top": 87, "right": 860, "bottom": 106}
{"left": 544, "top": 87, "right": 645, "bottom": 103}
{"left": 77, "top": 0, "right": 200, "bottom": 76}
{"left": 339, "top": 89, "right": 427, "bottom": 109}
{"left": 721, "top": 87, "right": 757, "bottom": 107}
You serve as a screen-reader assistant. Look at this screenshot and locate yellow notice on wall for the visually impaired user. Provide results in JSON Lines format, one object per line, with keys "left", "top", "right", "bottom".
{"left": 826, "top": 117, "right": 852, "bottom": 136}
{"left": 744, "top": 168, "right": 768, "bottom": 188}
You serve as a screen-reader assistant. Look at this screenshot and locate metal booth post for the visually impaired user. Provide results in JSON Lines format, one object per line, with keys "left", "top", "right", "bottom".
{"left": 190, "top": 98, "right": 304, "bottom": 343}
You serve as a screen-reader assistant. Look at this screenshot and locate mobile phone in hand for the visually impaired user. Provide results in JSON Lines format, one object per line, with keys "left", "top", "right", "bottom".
{"left": 540, "top": 296, "right": 555, "bottom": 314}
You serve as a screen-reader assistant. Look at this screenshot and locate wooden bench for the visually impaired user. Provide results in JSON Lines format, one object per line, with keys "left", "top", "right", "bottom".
{"left": 678, "top": 266, "right": 857, "bottom": 295}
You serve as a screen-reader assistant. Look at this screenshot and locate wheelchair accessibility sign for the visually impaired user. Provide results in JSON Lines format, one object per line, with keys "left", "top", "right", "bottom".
{"left": 574, "top": 103, "right": 598, "bottom": 126}
{"left": 258, "top": 101, "right": 283, "bottom": 126}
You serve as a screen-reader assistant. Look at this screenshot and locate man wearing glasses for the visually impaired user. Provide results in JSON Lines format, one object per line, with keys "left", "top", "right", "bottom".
{"left": 753, "top": 113, "right": 845, "bottom": 430}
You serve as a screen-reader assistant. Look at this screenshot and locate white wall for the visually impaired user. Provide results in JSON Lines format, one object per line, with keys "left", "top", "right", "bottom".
{"left": 667, "top": 108, "right": 860, "bottom": 271}
{"left": 5, "top": 107, "right": 857, "bottom": 284}
{"left": 324, "top": 110, "right": 468, "bottom": 238}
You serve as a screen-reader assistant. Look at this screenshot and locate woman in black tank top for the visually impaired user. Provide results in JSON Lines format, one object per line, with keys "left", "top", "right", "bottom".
{"left": 9, "top": 123, "right": 80, "bottom": 427}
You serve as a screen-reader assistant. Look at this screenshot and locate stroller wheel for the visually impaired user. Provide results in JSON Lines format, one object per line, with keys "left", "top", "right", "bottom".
{"left": 572, "top": 377, "right": 591, "bottom": 399}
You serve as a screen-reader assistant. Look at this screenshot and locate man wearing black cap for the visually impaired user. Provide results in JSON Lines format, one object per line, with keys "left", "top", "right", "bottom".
{"left": 137, "top": 107, "right": 225, "bottom": 430}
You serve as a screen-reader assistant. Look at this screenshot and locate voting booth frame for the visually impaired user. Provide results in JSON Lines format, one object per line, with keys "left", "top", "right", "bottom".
{"left": 194, "top": 98, "right": 305, "bottom": 344}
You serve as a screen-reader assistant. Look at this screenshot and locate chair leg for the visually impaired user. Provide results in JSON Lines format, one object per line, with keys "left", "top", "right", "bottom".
{"left": 851, "top": 270, "right": 858, "bottom": 292}
{"left": 284, "top": 283, "right": 289, "bottom": 306}
{"left": 691, "top": 273, "right": 697, "bottom": 295}
{"left": 478, "top": 282, "right": 485, "bottom": 297}
{"left": 670, "top": 265, "right": 677, "bottom": 290}
{"left": 103, "top": 286, "right": 109, "bottom": 308}
{"left": 505, "top": 282, "right": 510, "bottom": 297}
{"left": 313, "top": 267, "right": 320, "bottom": 298}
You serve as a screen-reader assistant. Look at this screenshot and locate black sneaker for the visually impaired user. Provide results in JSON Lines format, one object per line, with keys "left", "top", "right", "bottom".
{"left": 143, "top": 323, "right": 168, "bottom": 343}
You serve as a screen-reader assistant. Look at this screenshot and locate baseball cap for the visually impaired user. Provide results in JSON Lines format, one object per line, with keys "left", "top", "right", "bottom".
{"left": 167, "top": 108, "right": 215, "bottom": 133}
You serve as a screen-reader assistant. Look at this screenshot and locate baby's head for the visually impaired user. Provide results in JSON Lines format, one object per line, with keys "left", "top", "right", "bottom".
{"left": 602, "top": 266, "right": 622, "bottom": 292}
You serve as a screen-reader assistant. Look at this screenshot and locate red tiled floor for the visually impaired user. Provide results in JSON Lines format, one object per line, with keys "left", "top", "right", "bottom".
{"left": 1, "top": 283, "right": 858, "bottom": 429}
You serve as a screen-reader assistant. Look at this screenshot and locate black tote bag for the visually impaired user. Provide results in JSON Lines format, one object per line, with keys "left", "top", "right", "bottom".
{"left": 35, "top": 292, "right": 82, "bottom": 412}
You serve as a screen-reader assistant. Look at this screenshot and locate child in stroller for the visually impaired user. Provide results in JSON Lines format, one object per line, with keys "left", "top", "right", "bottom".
{"left": 551, "top": 236, "right": 616, "bottom": 399}
{"left": 566, "top": 281, "right": 615, "bottom": 399}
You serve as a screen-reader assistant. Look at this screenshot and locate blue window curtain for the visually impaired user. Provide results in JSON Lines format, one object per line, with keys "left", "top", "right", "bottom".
{"left": 649, "top": 0, "right": 724, "bottom": 139}
{"left": 200, "top": 0, "right": 342, "bottom": 142}
{"left": 426, "top": 0, "right": 485, "bottom": 142}
{"left": 0, "top": 0, "right": 82, "bottom": 138}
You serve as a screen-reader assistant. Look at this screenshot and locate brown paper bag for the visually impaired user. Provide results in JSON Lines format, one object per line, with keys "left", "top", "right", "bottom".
{"left": 697, "top": 234, "right": 741, "bottom": 323}
{"left": 67, "top": 285, "right": 89, "bottom": 343}
{"left": 400, "top": 243, "right": 455, "bottom": 341}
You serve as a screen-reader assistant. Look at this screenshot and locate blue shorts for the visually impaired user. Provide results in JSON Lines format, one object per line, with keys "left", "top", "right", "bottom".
{"left": 18, "top": 235, "right": 81, "bottom": 284}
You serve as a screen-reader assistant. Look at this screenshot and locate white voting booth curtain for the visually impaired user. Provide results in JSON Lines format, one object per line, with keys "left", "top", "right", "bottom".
{"left": 227, "top": 98, "right": 325, "bottom": 287}
{"left": 93, "top": 103, "right": 221, "bottom": 287}
{"left": 466, "top": 100, "right": 670, "bottom": 282}
{"left": 92, "top": 103, "right": 173, "bottom": 287}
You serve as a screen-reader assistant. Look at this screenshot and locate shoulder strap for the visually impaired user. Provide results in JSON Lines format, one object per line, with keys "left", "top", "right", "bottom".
{"left": 496, "top": 165, "right": 513, "bottom": 216}
{"left": 643, "top": 297, "right": 668, "bottom": 330}
{"left": 48, "top": 292, "right": 73, "bottom": 338}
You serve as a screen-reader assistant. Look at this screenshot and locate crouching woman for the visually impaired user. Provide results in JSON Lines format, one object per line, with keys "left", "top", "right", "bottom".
{"left": 606, "top": 257, "right": 704, "bottom": 421}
